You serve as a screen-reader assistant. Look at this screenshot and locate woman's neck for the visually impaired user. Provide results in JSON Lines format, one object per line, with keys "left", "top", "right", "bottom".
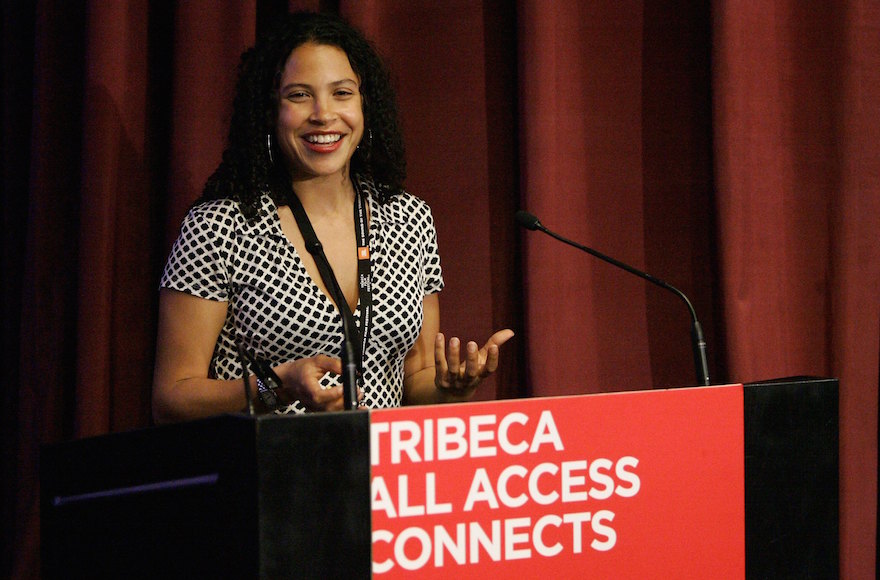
{"left": 291, "top": 173, "right": 356, "bottom": 217}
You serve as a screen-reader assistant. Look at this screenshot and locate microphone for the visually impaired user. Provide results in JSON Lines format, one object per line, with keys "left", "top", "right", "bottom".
{"left": 340, "top": 324, "right": 359, "bottom": 411}
{"left": 516, "top": 210, "right": 710, "bottom": 386}
{"left": 240, "top": 346, "right": 284, "bottom": 410}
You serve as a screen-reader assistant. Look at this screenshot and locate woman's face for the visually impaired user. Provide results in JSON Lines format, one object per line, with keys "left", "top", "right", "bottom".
{"left": 276, "top": 42, "right": 364, "bottom": 182}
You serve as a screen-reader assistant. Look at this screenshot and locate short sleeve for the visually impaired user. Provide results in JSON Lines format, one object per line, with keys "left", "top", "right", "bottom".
{"left": 419, "top": 203, "right": 444, "bottom": 296}
{"left": 160, "top": 201, "right": 237, "bottom": 301}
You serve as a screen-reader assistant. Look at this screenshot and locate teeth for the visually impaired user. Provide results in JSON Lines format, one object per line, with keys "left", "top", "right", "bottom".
{"left": 306, "top": 134, "right": 342, "bottom": 144}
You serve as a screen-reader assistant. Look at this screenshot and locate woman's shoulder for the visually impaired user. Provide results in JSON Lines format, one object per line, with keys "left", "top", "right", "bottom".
{"left": 179, "top": 196, "right": 261, "bottom": 238}
{"left": 186, "top": 197, "right": 243, "bottom": 224}
{"left": 365, "top": 180, "right": 432, "bottom": 225}
{"left": 388, "top": 190, "right": 431, "bottom": 214}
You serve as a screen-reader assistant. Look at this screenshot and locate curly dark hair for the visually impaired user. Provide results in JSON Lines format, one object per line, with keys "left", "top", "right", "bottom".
{"left": 197, "top": 11, "right": 406, "bottom": 219}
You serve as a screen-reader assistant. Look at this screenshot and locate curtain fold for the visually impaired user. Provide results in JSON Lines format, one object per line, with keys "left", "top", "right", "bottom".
{"left": 165, "top": 0, "right": 257, "bottom": 247}
{"left": 520, "top": 0, "right": 655, "bottom": 394}
{"left": 713, "top": 2, "right": 879, "bottom": 574}
{"left": 2, "top": 1, "right": 876, "bottom": 577}
{"left": 831, "top": 1, "right": 880, "bottom": 570}
{"left": 5, "top": 2, "right": 88, "bottom": 576}
{"left": 75, "top": 0, "right": 151, "bottom": 437}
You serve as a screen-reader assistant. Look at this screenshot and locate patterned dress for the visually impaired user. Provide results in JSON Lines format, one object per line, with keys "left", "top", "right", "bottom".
{"left": 160, "top": 178, "right": 444, "bottom": 412}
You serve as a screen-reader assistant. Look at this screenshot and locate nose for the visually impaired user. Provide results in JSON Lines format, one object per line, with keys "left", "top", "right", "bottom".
{"left": 309, "top": 95, "right": 336, "bottom": 124}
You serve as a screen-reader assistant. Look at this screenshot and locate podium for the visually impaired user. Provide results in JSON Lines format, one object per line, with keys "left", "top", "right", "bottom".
{"left": 41, "top": 377, "right": 837, "bottom": 578}
{"left": 41, "top": 411, "right": 372, "bottom": 577}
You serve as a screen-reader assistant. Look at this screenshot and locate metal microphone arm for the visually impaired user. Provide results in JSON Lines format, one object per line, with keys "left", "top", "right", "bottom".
{"left": 517, "top": 210, "right": 710, "bottom": 386}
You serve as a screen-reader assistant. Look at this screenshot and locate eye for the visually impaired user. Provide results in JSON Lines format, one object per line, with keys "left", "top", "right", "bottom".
{"left": 286, "top": 91, "right": 310, "bottom": 102}
{"left": 334, "top": 89, "right": 356, "bottom": 98}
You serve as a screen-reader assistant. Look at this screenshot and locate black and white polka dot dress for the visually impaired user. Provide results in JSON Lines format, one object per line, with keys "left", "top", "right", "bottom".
{"left": 160, "top": 178, "right": 444, "bottom": 412}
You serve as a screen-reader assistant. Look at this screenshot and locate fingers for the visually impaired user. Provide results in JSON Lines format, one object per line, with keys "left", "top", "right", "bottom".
{"left": 463, "top": 340, "right": 482, "bottom": 380}
{"left": 306, "top": 385, "right": 345, "bottom": 411}
{"left": 447, "top": 337, "right": 463, "bottom": 379}
{"left": 484, "top": 328, "right": 515, "bottom": 349}
{"left": 434, "top": 333, "right": 446, "bottom": 377}
{"left": 434, "top": 333, "right": 472, "bottom": 390}
{"left": 482, "top": 342, "right": 500, "bottom": 375}
{"left": 303, "top": 383, "right": 367, "bottom": 412}
{"left": 314, "top": 353, "right": 343, "bottom": 376}
{"left": 479, "top": 330, "right": 513, "bottom": 376}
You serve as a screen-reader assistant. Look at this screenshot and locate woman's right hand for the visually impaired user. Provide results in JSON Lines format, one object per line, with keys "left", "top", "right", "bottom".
{"left": 274, "top": 354, "right": 349, "bottom": 412}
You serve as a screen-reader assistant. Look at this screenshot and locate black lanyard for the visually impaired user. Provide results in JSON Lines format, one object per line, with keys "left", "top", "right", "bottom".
{"left": 287, "top": 185, "right": 372, "bottom": 380}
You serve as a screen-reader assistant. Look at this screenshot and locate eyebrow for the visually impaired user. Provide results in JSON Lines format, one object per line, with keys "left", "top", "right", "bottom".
{"left": 279, "top": 79, "right": 359, "bottom": 92}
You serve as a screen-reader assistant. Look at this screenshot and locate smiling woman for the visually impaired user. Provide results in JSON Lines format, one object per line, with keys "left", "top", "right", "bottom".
{"left": 275, "top": 43, "right": 364, "bottom": 181}
{"left": 151, "top": 11, "right": 513, "bottom": 424}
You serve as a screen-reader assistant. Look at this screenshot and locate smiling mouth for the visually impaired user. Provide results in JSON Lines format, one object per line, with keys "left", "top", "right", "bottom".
{"left": 304, "top": 134, "right": 342, "bottom": 144}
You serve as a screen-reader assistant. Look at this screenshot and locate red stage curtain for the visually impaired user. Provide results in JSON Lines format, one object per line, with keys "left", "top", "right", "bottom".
{"left": 712, "top": 1, "right": 879, "bottom": 573}
{"left": 2, "top": 1, "right": 876, "bottom": 577}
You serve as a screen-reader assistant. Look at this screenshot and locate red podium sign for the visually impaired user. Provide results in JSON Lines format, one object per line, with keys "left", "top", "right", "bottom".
{"left": 370, "top": 385, "right": 745, "bottom": 578}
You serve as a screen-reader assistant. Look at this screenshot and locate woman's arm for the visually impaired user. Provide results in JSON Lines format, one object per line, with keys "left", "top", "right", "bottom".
{"left": 152, "top": 288, "right": 249, "bottom": 423}
{"left": 152, "top": 289, "right": 349, "bottom": 423}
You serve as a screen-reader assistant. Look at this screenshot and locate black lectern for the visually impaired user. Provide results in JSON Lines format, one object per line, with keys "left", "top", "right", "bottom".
{"left": 41, "top": 411, "right": 372, "bottom": 578}
{"left": 743, "top": 376, "right": 839, "bottom": 578}
{"left": 41, "top": 377, "right": 838, "bottom": 578}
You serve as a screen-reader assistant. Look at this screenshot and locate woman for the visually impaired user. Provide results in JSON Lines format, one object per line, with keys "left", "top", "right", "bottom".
{"left": 152, "top": 12, "right": 513, "bottom": 423}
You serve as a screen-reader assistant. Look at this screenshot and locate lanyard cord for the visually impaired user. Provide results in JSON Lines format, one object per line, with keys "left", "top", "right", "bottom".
{"left": 286, "top": 185, "right": 373, "bottom": 381}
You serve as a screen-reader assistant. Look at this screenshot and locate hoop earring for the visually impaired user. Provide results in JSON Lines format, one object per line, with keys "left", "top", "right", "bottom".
{"left": 266, "top": 133, "right": 275, "bottom": 165}
{"left": 357, "top": 129, "right": 373, "bottom": 163}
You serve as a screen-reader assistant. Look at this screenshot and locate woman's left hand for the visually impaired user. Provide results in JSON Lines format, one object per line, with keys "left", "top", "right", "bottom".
{"left": 434, "top": 329, "right": 515, "bottom": 397}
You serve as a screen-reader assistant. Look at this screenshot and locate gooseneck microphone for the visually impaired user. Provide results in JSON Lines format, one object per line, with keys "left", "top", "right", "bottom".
{"left": 516, "top": 210, "right": 710, "bottom": 386}
{"left": 338, "top": 313, "right": 360, "bottom": 411}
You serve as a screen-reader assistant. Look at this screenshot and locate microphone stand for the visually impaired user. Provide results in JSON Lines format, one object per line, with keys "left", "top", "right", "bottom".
{"left": 516, "top": 210, "right": 710, "bottom": 386}
{"left": 338, "top": 308, "right": 360, "bottom": 411}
